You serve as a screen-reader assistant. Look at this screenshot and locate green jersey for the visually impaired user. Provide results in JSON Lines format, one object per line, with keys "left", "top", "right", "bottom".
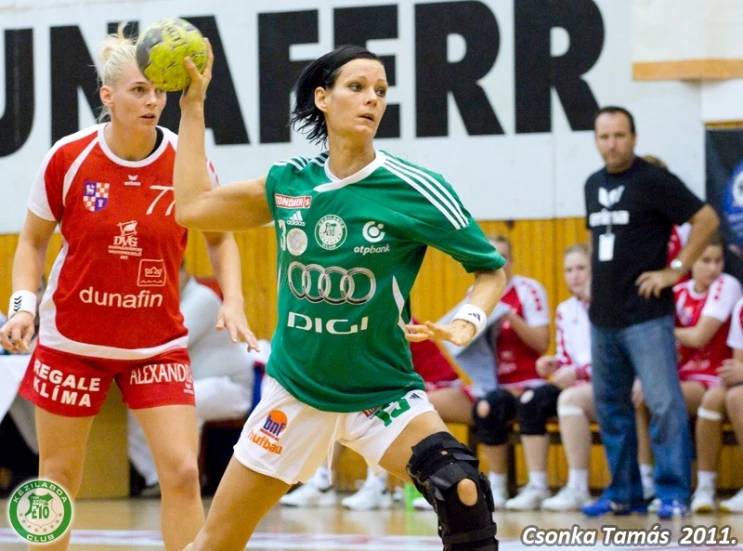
{"left": 264, "top": 150, "right": 505, "bottom": 412}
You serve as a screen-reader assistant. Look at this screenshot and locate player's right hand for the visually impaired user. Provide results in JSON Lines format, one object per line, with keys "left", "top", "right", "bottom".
{"left": 181, "top": 38, "right": 214, "bottom": 107}
{"left": 631, "top": 379, "right": 645, "bottom": 408}
{"left": 536, "top": 355, "right": 558, "bottom": 378}
{"left": 0, "top": 312, "right": 35, "bottom": 354}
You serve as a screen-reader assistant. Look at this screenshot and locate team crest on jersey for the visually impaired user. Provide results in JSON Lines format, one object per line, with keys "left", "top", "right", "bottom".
{"left": 679, "top": 305, "right": 695, "bottom": 326}
{"left": 83, "top": 181, "right": 110, "bottom": 212}
{"left": 286, "top": 228, "right": 308, "bottom": 256}
{"left": 315, "top": 215, "right": 347, "bottom": 250}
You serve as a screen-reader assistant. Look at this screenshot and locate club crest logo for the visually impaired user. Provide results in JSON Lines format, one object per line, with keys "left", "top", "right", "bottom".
{"left": 314, "top": 215, "right": 347, "bottom": 250}
{"left": 83, "top": 181, "right": 110, "bottom": 212}
{"left": 286, "top": 228, "right": 308, "bottom": 256}
{"left": 7, "top": 479, "right": 73, "bottom": 544}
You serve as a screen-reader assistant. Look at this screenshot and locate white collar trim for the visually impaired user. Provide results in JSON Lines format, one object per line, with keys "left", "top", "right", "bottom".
{"left": 97, "top": 124, "right": 169, "bottom": 167}
{"left": 314, "top": 150, "right": 387, "bottom": 192}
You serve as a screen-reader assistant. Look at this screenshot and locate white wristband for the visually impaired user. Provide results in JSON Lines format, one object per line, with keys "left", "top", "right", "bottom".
{"left": 9, "top": 290, "right": 37, "bottom": 319}
{"left": 451, "top": 304, "right": 487, "bottom": 337}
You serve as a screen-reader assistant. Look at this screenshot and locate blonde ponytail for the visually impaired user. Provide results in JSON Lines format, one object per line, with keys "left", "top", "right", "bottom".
{"left": 98, "top": 23, "right": 137, "bottom": 122}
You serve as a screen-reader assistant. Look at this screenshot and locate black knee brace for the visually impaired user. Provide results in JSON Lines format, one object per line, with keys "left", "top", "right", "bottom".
{"left": 407, "top": 432, "right": 498, "bottom": 551}
{"left": 473, "top": 388, "right": 517, "bottom": 446}
{"left": 516, "top": 384, "right": 561, "bottom": 435}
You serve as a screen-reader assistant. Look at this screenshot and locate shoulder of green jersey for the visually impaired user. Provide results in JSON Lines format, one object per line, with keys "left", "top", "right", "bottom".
{"left": 274, "top": 152, "right": 328, "bottom": 172}
{"left": 381, "top": 154, "right": 469, "bottom": 230}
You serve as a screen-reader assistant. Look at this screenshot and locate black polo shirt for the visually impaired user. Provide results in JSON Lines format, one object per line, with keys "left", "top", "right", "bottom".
{"left": 584, "top": 156, "right": 704, "bottom": 328}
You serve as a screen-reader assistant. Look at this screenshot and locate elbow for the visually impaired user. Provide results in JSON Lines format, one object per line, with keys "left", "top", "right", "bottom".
{"left": 697, "top": 204, "right": 720, "bottom": 231}
{"left": 691, "top": 337, "right": 710, "bottom": 349}
{"left": 707, "top": 208, "right": 720, "bottom": 231}
{"left": 174, "top": 209, "right": 191, "bottom": 228}
{"left": 682, "top": 335, "right": 704, "bottom": 349}
{"left": 175, "top": 205, "right": 200, "bottom": 229}
{"left": 491, "top": 268, "right": 508, "bottom": 289}
{"left": 531, "top": 334, "right": 550, "bottom": 355}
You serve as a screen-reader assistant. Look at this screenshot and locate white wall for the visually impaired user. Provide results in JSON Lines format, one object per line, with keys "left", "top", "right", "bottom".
{"left": 0, "top": 0, "right": 705, "bottom": 233}
{"left": 633, "top": 0, "right": 743, "bottom": 62}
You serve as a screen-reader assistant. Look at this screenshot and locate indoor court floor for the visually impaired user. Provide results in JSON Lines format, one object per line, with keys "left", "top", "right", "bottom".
{"left": 2, "top": 497, "right": 742, "bottom": 550}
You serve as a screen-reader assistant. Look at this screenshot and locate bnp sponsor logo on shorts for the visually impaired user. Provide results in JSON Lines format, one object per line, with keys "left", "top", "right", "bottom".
{"left": 248, "top": 409, "right": 287, "bottom": 455}
{"left": 7, "top": 479, "right": 73, "bottom": 544}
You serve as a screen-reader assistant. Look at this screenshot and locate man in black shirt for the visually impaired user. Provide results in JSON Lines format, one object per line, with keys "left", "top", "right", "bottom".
{"left": 582, "top": 106, "right": 719, "bottom": 519}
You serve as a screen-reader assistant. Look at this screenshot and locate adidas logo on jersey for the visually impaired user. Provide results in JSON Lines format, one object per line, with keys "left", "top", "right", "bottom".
{"left": 286, "top": 211, "right": 305, "bottom": 227}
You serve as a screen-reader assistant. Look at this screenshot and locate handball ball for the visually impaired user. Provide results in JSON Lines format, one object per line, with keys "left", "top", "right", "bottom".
{"left": 136, "top": 18, "right": 207, "bottom": 92}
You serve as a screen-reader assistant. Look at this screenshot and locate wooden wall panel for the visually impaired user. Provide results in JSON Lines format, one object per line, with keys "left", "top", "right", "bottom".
{"left": 7, "top": 220, "right": 743, "bottom": 491}
{"left": 1, "top": 218, "right": 588, "bottom": 341}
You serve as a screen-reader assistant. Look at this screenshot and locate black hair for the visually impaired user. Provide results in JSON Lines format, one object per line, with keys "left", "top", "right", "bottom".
{"left": 708, "top": 231, "right": 724, "bottom": 248}
{"left": 593, "top": 106, "right": 636, "bottom": 134}
{"left": 291, "top": 45, "right": 381, "bottom": 146}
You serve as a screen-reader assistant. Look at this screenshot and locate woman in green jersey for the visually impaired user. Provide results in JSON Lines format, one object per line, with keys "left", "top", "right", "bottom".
{"left": 174, "top": 41, "right": 507, "bottom": 551}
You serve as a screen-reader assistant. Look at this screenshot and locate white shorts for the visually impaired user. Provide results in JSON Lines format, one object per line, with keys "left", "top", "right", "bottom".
{"left": 233, "top": 376, "right": 435, "bottom": 484}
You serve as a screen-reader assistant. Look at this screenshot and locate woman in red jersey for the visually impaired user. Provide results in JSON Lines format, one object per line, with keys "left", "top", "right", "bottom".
{"left": 0, "top": 26, "right": 256, "bottom": 551}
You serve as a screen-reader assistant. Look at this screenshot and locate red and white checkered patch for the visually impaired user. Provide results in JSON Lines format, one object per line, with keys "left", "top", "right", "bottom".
{"left": 83, "top": 182, "right": 110, "bottom": 212}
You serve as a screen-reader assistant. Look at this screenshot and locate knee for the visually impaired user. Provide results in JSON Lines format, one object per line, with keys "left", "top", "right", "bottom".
{"left": 557, "top": 387, "right": 576, "bottom": 408}
{"left": 407, "top": 432, "right": 497, "bottom": 550}
{"left": 557, "top": 386, "right": 589, "bottom": 414}
{"left": 457, "top": 478, "right": 478, "bottom": 506}
{"left": 700, "top": 387, "right": 726, "bottom": 412}
{"left": 726, "top": 387, "right": 743, "bottom": 416}
{"left": 643, "top": 392, "right": 676, "bottom": 419}
{"left": 39, "top": 457, "right": 85, "bottom": 497}
{"left": 473, "top": 389, "right": 516, "bottom": 446}
{"left": 517, "top": 387, "right": 557, "bottom": 435}
{"left": 158, "top": 457, "right": 201, "bottom": 496}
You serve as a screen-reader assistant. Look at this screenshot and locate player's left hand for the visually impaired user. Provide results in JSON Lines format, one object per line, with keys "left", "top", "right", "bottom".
{"left": 636, "top": 268, "right": 680, "bottom": 298}
{"left": 404, "top": 319, "right": 476, "bottom": 347}
{"left": 719, "top": 359, "right": 743, "bottom": 387}
{"left": 216, "top": 300, "right": 260, "bottom": 352}
{"left": 181, "top": 38, "right": 214, "bottom": 107}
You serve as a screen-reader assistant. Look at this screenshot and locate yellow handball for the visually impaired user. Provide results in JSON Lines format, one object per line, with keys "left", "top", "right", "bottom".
{"left": 136, "top": 18, "right": 207, "bottom": 92}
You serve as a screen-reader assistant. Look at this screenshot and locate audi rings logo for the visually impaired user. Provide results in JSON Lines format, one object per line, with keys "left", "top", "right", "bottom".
{"left": 287, "top": 262, "right": 376, "bottom": 305}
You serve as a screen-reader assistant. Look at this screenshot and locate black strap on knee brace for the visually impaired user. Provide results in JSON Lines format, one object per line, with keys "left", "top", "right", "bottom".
{"left": 407, "top": 432, "right": 498, "bottom": 551}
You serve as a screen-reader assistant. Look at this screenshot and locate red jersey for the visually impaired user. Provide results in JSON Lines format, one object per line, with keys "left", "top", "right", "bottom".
{"left": 491, "top": 275, "right": 550, "bottom": 388}
{"left": 674, "top": 274, "right": 742, "bottom": 382}
{"left": 28, "top": 125, "right": 217, "bottom": 360}
{"left": 555, "top": 296, "right": 591, "bottom": 382}
{"left": 410, "top": 316, "right": 458, "bottom": 384}
{"left": 727, "top": 297, "right": 743, "bottom": 351}
{"left": 667, "top": 223, "right": 691, "bottom": 265}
